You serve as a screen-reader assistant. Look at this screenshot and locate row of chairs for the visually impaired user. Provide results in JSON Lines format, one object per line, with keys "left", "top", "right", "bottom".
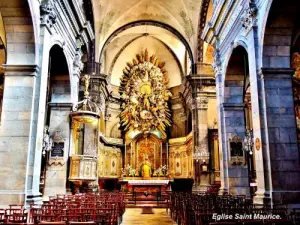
{"left": 169, "top": 192, "right": 300, "bottom": 225}
{"left": 0, "top": 192, "right": 126, "bottom": 225}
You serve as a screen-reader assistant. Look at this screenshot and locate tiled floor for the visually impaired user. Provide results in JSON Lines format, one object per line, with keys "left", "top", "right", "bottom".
{"left": 121, "top": 208, "right": 177, "bottom": 225}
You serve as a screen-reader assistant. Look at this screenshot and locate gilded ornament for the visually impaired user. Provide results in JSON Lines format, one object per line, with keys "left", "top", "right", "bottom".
{"left": 119, "top": 49, "right": 172, "bottom": 136}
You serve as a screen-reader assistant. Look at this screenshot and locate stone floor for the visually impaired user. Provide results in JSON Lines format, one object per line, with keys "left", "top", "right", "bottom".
{"left": 121, "top": 208, "right": 177, "bottom": 225}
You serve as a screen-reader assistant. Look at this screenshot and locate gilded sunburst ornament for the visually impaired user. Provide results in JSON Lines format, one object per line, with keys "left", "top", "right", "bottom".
{"left": 119, "top": 49, "right": 172, "bottom": 136}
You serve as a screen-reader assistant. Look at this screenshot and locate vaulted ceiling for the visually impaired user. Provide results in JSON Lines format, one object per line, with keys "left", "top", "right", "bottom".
{"left": 92, "top": 0, "right": 207, "bottom": 89}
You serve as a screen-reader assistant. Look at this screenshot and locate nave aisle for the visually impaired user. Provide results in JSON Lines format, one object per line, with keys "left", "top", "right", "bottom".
{"left": 121, "top": 208, "right": 177, "bottom": 225}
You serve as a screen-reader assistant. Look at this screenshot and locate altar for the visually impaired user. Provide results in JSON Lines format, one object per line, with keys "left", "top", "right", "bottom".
{"left": 120, "top": 178, "right": 172, "bottom": 207}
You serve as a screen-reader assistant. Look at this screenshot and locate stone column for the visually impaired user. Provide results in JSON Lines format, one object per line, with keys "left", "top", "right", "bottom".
{"left": 240, "top": 6, "right": 270, "bottom": 203}
{"left": 261, "top": 68, "right": 300, "bottom": 204}
{"left": 25, "top": 0, "right": 58, "bottom": 205}
{"left": 213, "top": 54, "right": 229, "bottom": 195}
{"left": 195, "top": 95, "right": 210, "bottom": 191}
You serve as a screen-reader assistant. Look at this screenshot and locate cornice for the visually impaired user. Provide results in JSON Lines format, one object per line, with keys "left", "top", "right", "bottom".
{"left": 202, "top": 0, "right": 239, "bottom": 46}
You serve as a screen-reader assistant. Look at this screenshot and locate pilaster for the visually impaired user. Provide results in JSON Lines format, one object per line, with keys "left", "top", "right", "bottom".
{"left": 0, "top": 64, "right": 38, "bottom": 205}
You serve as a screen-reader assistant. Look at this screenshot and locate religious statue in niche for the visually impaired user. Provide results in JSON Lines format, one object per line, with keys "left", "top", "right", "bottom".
{"left": 42, "top": 126, "right": 53, "bottom": 156}
{"left": 141, "top": 154, "right": 152, "bottom": 179}
{"left": 119, "top": 49, "right": 172, "bottom": 136}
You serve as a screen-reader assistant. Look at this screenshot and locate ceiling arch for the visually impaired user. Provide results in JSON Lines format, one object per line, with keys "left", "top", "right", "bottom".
{"left": 99, "top": 20, "right": 195, "bottom": 66}
{"left": 93, "top": 0, "right": 202, "bottom": 67}
{"left": 109, "top": 35, "right": 183, "bottom": 89}
{"left": 108, "top": 34, "right": 184, "bottom": 78}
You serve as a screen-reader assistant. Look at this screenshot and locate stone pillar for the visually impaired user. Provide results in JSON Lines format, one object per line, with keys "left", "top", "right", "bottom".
{"left": 0, "top": 65, "right": 38, "bottom": 205}
{"left": 247, "top": 29, "right": 269, "bottom": 204}
{"left": 195, "top": 95, "right": 210, "bottom": 191}
{"left": 213, "top": 55, "right": 229, "bottom": 195}
{"left": 25, "top": 1, "right": 58, "bottom": 205}
{"left": 261, "top": 68, "right": 300, "bottom": 204}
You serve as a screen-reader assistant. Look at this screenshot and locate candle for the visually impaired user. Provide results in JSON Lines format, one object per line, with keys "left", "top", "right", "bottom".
{"left": 160, "top": 142, "right": 162, "bottom": 166}
{"left": 130, "top": 142, "right": 132, "bottom": 166}
{"left": 154, "top": 143, "right": 156, "bottom": 169}
{"left": 125, "top": 143, "right": 127, "bottom": 166}
{"left": 136, "top": 143, "right": 138, "bottom": 168}
{"left": 166, "top": 142, "right": 169, "bottom": 167}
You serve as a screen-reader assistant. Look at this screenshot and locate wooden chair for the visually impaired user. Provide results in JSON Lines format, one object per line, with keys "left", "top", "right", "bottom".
{"left": 59, "top": 215, "right": 82, "bottom": 222}
{"left": 0, "top": 208, "right": 6, "bottom": 223}
{"left": 34, "top": 214, "right": 59, "bottom": 223}
{"left": 6, "top": 213, "right": 28, "bottom": 223}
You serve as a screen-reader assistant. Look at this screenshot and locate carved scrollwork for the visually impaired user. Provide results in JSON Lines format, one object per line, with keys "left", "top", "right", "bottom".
{"left": 196, "top": 97, "right": 209, "bottom": 109}
{"left": 241, "top": 3, "right": 258, "bottom": 32}
{"left": 212, "top": 50, "right": 222, "bottom": 76}
{"left": 48, "top": 156, "right": 65, "bottom": 166}
{"left": 74, "top": 51, "right": 84, "bottom": 76}
{"left": 40, "top": 0, "right": 57, "bottom": 29}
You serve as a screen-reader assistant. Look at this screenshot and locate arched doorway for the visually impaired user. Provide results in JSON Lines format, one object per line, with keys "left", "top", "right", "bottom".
{"left": 42, "top": 45, "right": 72, "bottom": 197}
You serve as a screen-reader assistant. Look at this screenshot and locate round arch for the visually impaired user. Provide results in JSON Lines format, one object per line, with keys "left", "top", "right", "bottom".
{"left": 99, "top": 20, "right": 195, "bottom": 66}
{"left": 108, "top": 35, "right": 184, "bottom": 78}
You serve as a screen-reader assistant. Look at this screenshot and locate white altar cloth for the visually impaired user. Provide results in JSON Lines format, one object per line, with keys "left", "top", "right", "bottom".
{"left": 123, "top": 179, "right": 170, "bottom": 186}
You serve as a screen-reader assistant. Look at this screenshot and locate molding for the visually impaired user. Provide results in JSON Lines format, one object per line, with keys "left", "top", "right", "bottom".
{"left": 197, "top": 0, "right": 211, "bottom": 62}
{"left": 48, "top": 102, "right": 73, "bottom": 108}
{"left": 260, "top": 68, "right": 295, "bottom": 80}
{"left": 222, "top": 103, "right": 245, "bottom": 111}
{"left": 0, "top": 190, "right": 25, "bottom": 194}
{"left": 100, "top": 135, "right": 124, "bottom": 147}
{"left": 2, "top": 64, "right": 39, "bottom": 76}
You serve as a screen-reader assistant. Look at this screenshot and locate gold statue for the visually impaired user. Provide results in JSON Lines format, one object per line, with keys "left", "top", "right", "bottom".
{"left": 82, "top": 74, "right": 90, "bottom": 96}
{"left": 141, "top": 154, "right": 152, "bottom": 179}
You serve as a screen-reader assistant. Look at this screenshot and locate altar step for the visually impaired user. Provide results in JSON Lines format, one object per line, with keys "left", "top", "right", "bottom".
{"left": 126, "top": 200, "right": 168, "bottom": 208}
